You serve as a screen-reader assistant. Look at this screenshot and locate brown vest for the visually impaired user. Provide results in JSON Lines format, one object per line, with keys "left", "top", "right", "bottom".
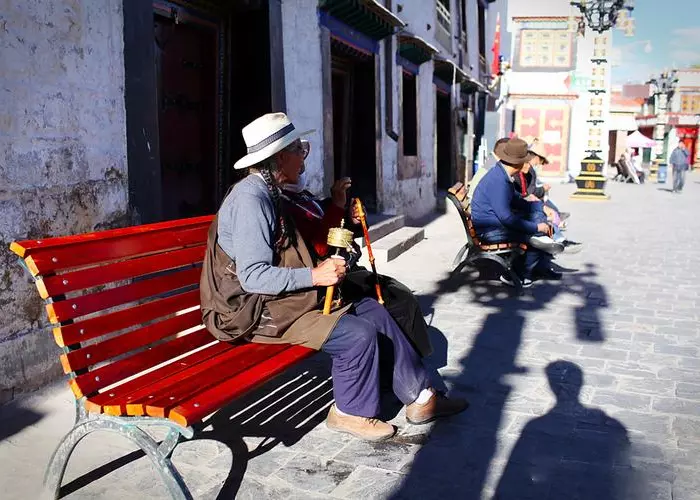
{"left": 200, "top": 217, "right": 349, "bottom": 350}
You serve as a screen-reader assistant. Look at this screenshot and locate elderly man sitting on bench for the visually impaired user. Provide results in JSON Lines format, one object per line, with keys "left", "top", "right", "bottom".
{"left": 470, "top": 138, "right": 564, "bottom": 288}
{"left": 201, "top": 113, "right": 467, "bottom": 442}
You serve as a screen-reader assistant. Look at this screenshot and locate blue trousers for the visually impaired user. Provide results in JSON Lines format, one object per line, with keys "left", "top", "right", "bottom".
{"left": 545, "top": 199, "right": 560, "bottom": 214}
{"left": 479, "top": 201, "right": 552, "bottom": 279}
{"left": 478, "top": 227, "right": 549, "bottom": 279}
{"left": 527, "top": 200, "right": 564, "bottom": 242}
{"left": 321, "top": 298, "right": 429, "bottom": 417}
{"left": 673, "top": 166, "right": 687, "bottom": 192}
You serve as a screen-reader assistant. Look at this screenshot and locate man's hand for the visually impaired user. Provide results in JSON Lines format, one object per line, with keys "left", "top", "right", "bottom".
{"left": 331, "top": 178, "right": 352, "bottom": 208}
{"left": 525, "top": 194, "right": 539, "bottom": 202}
{"left": 311, "top": 257, "right": 347, "bottom": 287}
{"left": 349, "top": 198, "right": 362, "bottom": 225}
{"left": 543, "top": 183, "right": 552, "bottom": 193}
{"left": 537, "top": 222, "right": 552, "bottom": 236}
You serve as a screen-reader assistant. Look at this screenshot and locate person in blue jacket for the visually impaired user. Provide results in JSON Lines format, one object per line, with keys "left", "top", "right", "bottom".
{"left": 470, "top": 138, "right": 564, "bottom": 287}
{"left": 669, "top": 140, "right": 690, "bottom": 193}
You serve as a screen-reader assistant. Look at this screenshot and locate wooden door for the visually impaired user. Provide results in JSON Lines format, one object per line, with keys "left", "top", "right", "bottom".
{"left": 155, "top": 14, "right": 218, "bottom": 220}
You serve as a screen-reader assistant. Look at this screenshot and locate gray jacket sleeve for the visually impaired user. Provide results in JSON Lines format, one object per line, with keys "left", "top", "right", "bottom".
{"left": 221, "top": 191, "right": 313, "bottom": 295}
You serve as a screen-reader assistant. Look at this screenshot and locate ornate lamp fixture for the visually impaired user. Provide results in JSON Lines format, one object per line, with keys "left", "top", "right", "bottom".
{"left": 570, "top": 0, "right": 635, "bottom": 34}
{"left": 647, "top": 70, "right": 679, "bottom": 98}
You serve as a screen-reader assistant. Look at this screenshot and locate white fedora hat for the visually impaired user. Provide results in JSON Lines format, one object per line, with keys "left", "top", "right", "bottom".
{"left": 233, "top": 112, "right": 314, "bottom": 170}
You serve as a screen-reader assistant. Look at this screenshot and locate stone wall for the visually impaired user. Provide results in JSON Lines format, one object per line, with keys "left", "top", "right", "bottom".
{"left": 0, "top": 0, "right": 128, "bottom": 402}
{"left": 281, "top": 0, "right": 326, "bottom": 196}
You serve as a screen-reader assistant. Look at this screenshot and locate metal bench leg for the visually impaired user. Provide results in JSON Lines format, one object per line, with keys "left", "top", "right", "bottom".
{"left": 42, "top": 415, "right": 194, "bottom": 500}
{"left": 452, "top": 243, "right": 468, "bottom": 268}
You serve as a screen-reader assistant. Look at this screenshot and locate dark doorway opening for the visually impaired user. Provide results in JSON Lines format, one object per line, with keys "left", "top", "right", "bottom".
{"left": 436, "top": 91, "right": 454, "bottom": 189}
{"left": 155, "top": 13, "right": 218, "bottom": 220}
{"left": 124, "top": 0, "right": 278, "bottom": 223}
{"left": 331, "top": 42, "right": 378, "bottom": 212}
{"left": 402, "top": 72, "right": 418, "bottom": 157}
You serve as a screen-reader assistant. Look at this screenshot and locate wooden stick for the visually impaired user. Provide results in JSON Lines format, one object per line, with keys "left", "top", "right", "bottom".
{"left": 323, "top": 285, "right": 335, "bottom": 315}
{"left": 354, "top": 199, "right": 384, "bottom": 305}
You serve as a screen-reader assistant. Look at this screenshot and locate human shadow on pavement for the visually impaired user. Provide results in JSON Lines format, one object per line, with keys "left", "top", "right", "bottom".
{"left": 390, "top": 309, "right": 528, "bottom": 499}
{"left": 391, "top": 261, "right": 613, "bottom": 498}
{"left": 494, "top": 360, "right": 639, "bottom": 500}
{"left": 0, "top": 400, "right": 43, "bottom": 441}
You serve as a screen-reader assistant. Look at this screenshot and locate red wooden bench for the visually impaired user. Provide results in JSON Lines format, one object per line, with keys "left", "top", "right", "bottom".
{"left": 446, "top": 182, "right": 527, "bottom": 289}
{"left": 9, "top": 216, "right": 315, "bottom": 499}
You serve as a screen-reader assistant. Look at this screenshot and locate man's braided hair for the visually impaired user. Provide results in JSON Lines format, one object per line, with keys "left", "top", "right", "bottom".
{"left": 257, "top": 157, "right": 297, "bottom": 251}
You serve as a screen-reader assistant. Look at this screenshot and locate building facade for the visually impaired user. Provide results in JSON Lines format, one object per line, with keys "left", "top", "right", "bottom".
{"left": 636, "top": 69, "right": 700, "bottom": 169}
{"left": 500, "top": 0, "right": 617, "bottom": 179}
{"left": 0, "top": 0, "right": 495, "bottom": 398}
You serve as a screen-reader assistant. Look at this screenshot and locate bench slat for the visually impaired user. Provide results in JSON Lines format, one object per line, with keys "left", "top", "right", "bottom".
{"left": 132, "top": 343, "right": 289, "bottom": 417}
{"left": 69, "top": 329, "right": 213, "bottom": 398}
{"left": 84, "top": 342, "right": 232, "bottom": 415}
{"left": 60, "top": 310, "right": 203, "bottom": 373}
{"left": 168, "top": 346, "right": 314, "bottom": 427}
{"left": 54, "top": 289, "right": 200, "bottom": 347}
{"left": 46, "top": 267, "right": 201, "bottom": 324}
{"left": 22, "top": 225, "right": 209, "bottom": 277}
{"left": 37, "top": 245, "right": 206, "bottom": 299}
{"left": 10, "top": 216, "right": 212, "bottom": 258}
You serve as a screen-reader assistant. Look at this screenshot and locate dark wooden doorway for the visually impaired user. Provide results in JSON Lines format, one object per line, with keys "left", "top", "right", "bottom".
{"left": 331, "top": 44, "right": 377, "bottom": 211}
{"left": 155, "top": 13, "right": 218, "bottom": 220}
{"left": 124, "top": 0, "right": 281, "bottom": 223}
{"left": 436, "top": 91, "right": 454, "bottom": 189}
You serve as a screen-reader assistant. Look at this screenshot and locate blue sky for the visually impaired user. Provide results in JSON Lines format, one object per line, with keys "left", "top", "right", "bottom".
{"left": 612, "top": 0, "right": 700, "bottom": 84}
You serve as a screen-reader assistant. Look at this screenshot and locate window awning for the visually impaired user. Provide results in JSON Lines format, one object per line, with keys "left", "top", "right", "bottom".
{"left": 461, "top": 76, "right": 488, "bottom": 94}
{"left": 318, "top": 0, "right": 406, "bottom": 40}
{"left": 433, "top": 57, "right": 468, "bottom": 84}
{"left": 398, "top": 31, "right": 439, "bottom": 66}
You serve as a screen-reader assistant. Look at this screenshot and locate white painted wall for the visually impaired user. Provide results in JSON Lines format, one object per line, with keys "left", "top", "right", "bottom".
{"left": 281, "top": 0, "right": 326, "bottom": 196}
{"left": 281, "top": 0, "right": 479, "bottom": 219}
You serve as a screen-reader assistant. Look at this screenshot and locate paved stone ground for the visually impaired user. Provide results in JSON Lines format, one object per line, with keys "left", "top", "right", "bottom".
{"left": 1, "top": 175, "right": 700, "bottom": 499}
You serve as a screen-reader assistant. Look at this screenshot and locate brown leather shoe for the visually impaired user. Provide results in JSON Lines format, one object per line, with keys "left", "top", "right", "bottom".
{"left": 326, "top": 405, "right": 396, "bottom": 441}
{"left": 405, "top": 391, "right": 469, "bottom": 425}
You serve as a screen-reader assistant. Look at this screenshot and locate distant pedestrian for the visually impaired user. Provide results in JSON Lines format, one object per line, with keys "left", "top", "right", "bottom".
{"left": 669, "top": 140, "right": 690, "bottom": 193}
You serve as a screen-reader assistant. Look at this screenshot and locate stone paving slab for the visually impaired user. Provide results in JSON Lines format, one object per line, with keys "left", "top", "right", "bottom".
{"left": 1, "top": 176, "right": 700, "bottom": 499}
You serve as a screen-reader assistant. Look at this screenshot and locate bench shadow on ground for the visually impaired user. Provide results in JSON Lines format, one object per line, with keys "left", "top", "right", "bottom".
{"left": 58, "top": 359, "right": 338, "bottom": 499}
{"left": 388, "top": 261, "right": 645, "bottom": 499}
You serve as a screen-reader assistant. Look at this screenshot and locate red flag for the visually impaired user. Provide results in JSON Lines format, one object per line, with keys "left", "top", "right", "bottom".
{"left": 491, "top": 12, "right": 501, "bottom": 77}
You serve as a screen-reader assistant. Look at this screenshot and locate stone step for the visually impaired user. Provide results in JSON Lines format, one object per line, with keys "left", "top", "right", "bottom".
{"left": 357, "top": 226, "right": 425, "bottom": 265}
{"left": 357, "top": 214, "right": 405, "bottom": 248}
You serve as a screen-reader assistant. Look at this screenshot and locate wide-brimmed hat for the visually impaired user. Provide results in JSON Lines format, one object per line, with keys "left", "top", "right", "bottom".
{"left": 233, "top": 113, "right": 314, "bottom": 170}
{"left": 528, "top": 140, "right": 550, "bottom": 164}
{"left": 494, "top": 138, "right": 533, "bottom": 165}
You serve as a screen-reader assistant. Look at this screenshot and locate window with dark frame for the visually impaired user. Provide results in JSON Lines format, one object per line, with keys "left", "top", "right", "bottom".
{"left": 402, "top": 71, "right": 418, "bottom": 156}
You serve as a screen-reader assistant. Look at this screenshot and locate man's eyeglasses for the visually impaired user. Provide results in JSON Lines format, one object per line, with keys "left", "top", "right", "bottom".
{"left": 289, "top": 140, "right": 310, "bottom": 160}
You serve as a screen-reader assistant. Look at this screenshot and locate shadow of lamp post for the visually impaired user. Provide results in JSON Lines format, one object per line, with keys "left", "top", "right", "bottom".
{"left": 569, "top": 0, "right": 635, "bottom": 200}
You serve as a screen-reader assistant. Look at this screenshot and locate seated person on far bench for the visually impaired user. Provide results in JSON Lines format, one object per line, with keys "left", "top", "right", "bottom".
{"left": 512, "top": 141, "right": 583, "bottom": 254}
{"left": 467, "top": 138, "right": 510, "bottom": 204}
{"left": 201, "top": 113, "right": 466, "bottom": 443}
{"left": 279, "top": 141, "right": 433, "bottom": 359}
{"left": 470, "top": 138, "right": 564, "bottom": 288}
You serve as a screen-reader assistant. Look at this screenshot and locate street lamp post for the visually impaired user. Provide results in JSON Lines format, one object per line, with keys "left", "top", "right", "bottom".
{"left": 570, "top": 0, "right": 635, "bottom": 34}
{"left": 647, "top": 70, "right": 679, "bottom": 183}
{"left": 569, "top": 0, "right": 635, "bottom": 200}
